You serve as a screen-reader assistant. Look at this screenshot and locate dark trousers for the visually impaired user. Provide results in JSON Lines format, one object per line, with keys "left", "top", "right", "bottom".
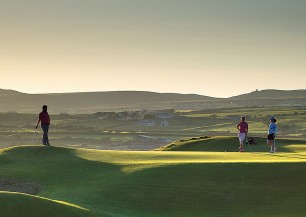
{"left": 41, "top": 125, "right": 49, "bottom": 144}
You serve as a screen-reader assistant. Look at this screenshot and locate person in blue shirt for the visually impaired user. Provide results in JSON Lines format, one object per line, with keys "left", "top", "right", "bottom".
{"left": 267, "top": 117, "right": 278, "bottom": 153}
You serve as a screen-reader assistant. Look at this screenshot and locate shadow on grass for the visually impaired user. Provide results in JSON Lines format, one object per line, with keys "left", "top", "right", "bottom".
{"left": 0, "top": 146, "right": 123, "bottom": 216}
{"left": 101, "top": 162, "right": 306, "bottom": 217}
{"left": 2, "top": 145, "right": 306, "bottom": 217}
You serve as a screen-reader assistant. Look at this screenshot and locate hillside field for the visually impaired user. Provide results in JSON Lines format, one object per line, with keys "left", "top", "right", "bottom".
{"left": 1, "top": 137, "right": 306, "bottom": 217}
{"left": 1, "top": 106, "right": 306, "bottom": 151}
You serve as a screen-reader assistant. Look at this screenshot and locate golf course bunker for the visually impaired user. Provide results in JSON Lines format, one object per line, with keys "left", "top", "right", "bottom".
{"left": 0, "top": 177, "right": 42, "bottom": 195}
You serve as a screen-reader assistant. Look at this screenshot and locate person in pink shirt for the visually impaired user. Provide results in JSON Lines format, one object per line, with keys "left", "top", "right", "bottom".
{"left": 35, "top": 105, "right": 51, "bottom": 146}
{"left": 237, "top": 116, "right": 248, "bottom": 152}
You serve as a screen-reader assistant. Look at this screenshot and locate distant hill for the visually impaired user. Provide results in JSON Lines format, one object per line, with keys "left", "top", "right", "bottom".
{"left": 0, "top": 89, "right": 305, "bottom": 114}
{"left": 0, "top": 88, "right": 24, "bottom": 96}
{"left": 227, "top": 89, "right": 306, "bottom": 107}
{"left": 231, "top": 89, "right": 306, "bottom": 99}
{"left": 0, "top": 90, "right": 216, "bottom": 113}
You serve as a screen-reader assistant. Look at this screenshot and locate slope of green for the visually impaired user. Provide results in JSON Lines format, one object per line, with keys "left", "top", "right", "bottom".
{"left": 1, "top": 144, "right": 306, "bottom": 216}
{"left": 158, "top": 136, "right": 306, "bottom": 152}
{"left": 0, "top": 191, "right": 89, "bottom": 217}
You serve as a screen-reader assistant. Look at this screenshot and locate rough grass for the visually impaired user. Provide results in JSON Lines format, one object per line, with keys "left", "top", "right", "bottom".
{"left": 1, "top": 141, "right": 306, "bottom": 216}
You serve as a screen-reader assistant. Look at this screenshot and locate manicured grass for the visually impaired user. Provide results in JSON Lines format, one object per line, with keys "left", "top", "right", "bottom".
{"left": 1, "top": 141, "right": 306, "bottom": 216}
{"left": 0, "top": 191, "right": 90, "bottom": 217}
{"left": 158, "top": 136, "right": 306, "bottom": 153}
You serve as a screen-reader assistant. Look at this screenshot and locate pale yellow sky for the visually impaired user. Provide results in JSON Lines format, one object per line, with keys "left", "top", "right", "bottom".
{"left": 1, "top": 0, "right": 305, "bottom": 97}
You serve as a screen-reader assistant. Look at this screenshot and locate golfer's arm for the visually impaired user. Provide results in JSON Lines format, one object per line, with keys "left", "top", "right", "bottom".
{"left": 275, "top": 126, "right": 278, "bottom": 136}
{"left": 35, "top": 118, "right": 41, "bottom": 128}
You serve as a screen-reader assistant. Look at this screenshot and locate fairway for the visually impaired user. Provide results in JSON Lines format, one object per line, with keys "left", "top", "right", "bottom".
{"left": 1, "top": 139, "right": 306, "bottom": 217}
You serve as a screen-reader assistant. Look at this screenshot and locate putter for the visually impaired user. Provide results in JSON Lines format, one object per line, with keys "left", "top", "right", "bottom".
{"left": 32, "top": 129, "right": 37, "bottom": 144}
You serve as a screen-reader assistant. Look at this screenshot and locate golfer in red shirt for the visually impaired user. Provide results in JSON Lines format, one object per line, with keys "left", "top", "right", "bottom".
{"left": 35, "top": 105, "right": 51, "bottom": 146}
{"left": 237, "top": 116, "right": 248, "bottom": 152}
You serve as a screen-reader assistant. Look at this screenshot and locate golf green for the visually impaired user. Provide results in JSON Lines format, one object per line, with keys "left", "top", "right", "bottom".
{"left": 1, "top": 138, "right": 306, "bottom": 217}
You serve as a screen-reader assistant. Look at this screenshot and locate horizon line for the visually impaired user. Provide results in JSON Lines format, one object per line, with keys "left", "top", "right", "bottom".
{"left": 1, "top": 88, "right": 306, "bottom": 99}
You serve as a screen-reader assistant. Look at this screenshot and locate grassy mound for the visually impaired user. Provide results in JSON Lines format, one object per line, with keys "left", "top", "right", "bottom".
{"left": 1, "top": 145, "right": 306, "bottom": 216}
{"left": 157, "top": 136, "right": 306, "bottom": 152}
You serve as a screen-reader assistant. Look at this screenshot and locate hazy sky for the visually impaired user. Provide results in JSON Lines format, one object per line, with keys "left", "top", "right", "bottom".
{"left": 1, "top": 0, "right": 305, "bottom": 97}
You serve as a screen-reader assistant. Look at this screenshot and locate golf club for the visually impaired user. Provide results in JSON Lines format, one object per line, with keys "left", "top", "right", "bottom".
{"left": 32, "top": 129, "right": 37, "bottom": 144}
{"left": 246, "top": 136, "right": 252, "bottom": 152}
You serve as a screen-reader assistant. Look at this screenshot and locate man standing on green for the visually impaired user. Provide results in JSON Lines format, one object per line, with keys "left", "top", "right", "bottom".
{"left": 35, "top": 105, "right": 51, "bottom": 146}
